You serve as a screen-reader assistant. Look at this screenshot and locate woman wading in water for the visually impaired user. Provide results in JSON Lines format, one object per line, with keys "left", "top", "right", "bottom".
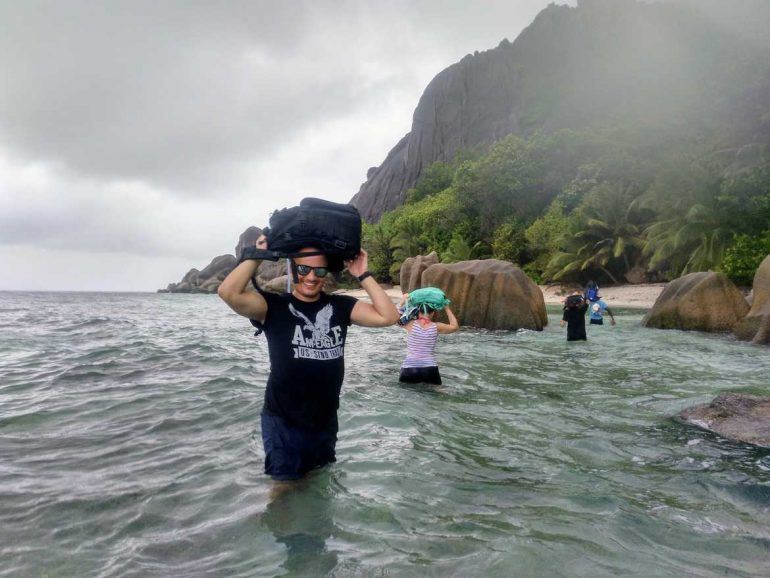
{"left": 397, "top": 288, "right": 459, "bottom": 385}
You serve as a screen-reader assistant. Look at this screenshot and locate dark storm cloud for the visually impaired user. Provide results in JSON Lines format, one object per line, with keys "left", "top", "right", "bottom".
{"left": 0, "top": 1, "right": 382, "bottom": 192}
{"left": 0, "top": 0, "right": 569, "bottom": 194}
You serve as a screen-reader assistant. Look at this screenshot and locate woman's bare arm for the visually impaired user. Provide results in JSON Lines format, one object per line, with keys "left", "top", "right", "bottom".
{"left": 435, "top": 307, "right": 459, "bottom": 334}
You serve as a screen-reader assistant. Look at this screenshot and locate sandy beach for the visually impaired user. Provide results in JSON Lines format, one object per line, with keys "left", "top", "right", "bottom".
{"left": 538, "top": 283, "right": 666, "bottom": 308}
{"left": 336, "top": 283, "right": 666, "bottom": 309}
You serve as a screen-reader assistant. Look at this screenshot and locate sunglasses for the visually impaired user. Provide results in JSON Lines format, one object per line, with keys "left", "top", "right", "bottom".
{"left": 294, "top": 264, "right": 329, "bottom": 278}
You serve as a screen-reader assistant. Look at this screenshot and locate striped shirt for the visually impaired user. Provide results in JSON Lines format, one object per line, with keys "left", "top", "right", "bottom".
{"left": 401, "top": 322, "right": 438, "bottom": 368}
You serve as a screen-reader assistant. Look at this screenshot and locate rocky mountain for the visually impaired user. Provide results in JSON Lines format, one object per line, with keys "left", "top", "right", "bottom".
{"left": 159, "top": 226, "right": 262, "bottom": 293}
{"left": 159, "top": 224, "right": 342, "bottom": 295}
{"left": 350, "top": 0, "right": 770, "bottom": 222}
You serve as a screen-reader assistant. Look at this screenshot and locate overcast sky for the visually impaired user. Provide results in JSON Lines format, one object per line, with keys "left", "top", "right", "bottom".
{"left": 0, "top": 0, "right": 575, "bottom": 291}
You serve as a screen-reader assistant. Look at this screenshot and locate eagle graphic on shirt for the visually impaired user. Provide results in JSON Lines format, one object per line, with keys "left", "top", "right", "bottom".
{"left": 288, "top": 303, "right": 344, "bottom": 359}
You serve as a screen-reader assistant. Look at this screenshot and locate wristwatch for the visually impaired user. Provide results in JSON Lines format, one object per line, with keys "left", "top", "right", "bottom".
{"left": 356, "top": 271, "right": 373, "bottom": 283}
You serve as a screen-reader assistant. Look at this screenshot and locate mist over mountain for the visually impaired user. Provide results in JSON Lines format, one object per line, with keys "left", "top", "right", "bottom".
{"left": 351, "top": 0, "right": 770, "bottom": 222}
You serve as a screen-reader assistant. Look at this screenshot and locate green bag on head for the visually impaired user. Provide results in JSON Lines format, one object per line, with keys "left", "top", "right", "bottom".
{"left": 407, "top": 287, "right": 451, "bottom": 313}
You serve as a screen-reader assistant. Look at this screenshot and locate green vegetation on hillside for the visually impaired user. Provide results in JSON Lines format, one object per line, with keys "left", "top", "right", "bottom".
{"left": 363, "top": 129, "right": 770, "bottom": 286}
{"left": 360, "top": 0, "right": 770, "bottom": 287}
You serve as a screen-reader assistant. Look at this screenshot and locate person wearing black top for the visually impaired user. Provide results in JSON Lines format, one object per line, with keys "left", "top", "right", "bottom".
{"left": 560, "top": 292, "right": 589, "bottom": 341}
{"left": 218, "top": 235, "right": 399, "bottom": 481}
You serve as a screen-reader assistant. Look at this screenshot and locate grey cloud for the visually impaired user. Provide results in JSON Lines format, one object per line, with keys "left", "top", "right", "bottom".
{"left": 0, "top": 1, "right": 390, "bottom": 193}
{"left": 0, "top": 1, "right": 570, "bottom": 195}
{"left": 0, "top": 0, "right": 569, "bottom": 290}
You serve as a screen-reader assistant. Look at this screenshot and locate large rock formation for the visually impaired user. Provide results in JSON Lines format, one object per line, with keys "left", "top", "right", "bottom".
{"left": 256, "top": 259, "right": 288, "bottom": 288}
{"left": 400, "top": 252, "right": 439, "bottom": 293}
{"left": 161, "top": 220, "right": 350, "bottom": 294}
{"left": 642, "top": 272, "right": 749, "bottom": 332}
{"left": 194, "top": 254, "right": 237, "bottom": 293}
{"left": 261, "top": 275, "right": 291, "bottom": 295}
{"left": 161, "top": 227, "right": 263, "bottom": 293}
{"left": 420, "top": 259, "right": 546, "bottom": 330}
{"left": 734, "top": 255, "right": 770, "bottom": 345}
{"left": 678, "top": 393, "right": 770, "bottom": 447}
{"left": 170, "top": 268, "right": 200, "bottom": 293}
{"left": 350, "top": 0, "right": 770, "bottom": 222}
{"left": 235, "top": 226, "right": 263, "bottom": 259}
{"left": 160, "top": 230, "right": 339, "bottom": 295}
{"left": 349, "top": 29, "right": 543, "bottom": 222}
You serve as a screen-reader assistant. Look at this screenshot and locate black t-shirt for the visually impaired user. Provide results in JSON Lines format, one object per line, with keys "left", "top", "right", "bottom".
{"left": 562, "top": 303, "right": 588, "bottom": 341}
{"left": 255, "top": 291, "right": 357, "bottom": 430}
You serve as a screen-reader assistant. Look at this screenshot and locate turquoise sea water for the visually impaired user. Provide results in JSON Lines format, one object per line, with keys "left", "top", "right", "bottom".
{"left": 1, "top": 291, "right": 769, "bottom": 577}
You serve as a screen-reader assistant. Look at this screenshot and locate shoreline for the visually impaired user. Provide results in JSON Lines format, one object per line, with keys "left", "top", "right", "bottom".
{"left": 538, "top": 283, "right": 666, "bottom": 309}
{"left": 335, "top": 283, "right": 666, "bottom": 309}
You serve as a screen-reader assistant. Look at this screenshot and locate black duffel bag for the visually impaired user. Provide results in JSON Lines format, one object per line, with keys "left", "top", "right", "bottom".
{"left": 241, "top": 198, "right": 361, "bottom": 272}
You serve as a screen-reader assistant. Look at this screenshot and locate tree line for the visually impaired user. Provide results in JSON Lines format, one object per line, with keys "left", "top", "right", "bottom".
{"left": 363, "top": 127, "right": 770, "bottom": 286}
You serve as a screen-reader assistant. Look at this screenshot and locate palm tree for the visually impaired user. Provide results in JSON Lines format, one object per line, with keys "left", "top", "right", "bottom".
{"left": 362, "top": 223, "right": 396, "bottom": 281}
{"left": 545, "top": 183, "right": 649, "bottom": 283}
{"left": 640, "top": 157, "right": 736, "bottom": 276}
{"left": 546, "top": 241, "right": 623, "bottom": 284}
{"left": 643, "top": 202, "right": 735, "bottom": 275}
{"left": 388, "top": 220, "right": 427, "bottom": 280}
{"left": 390, "top": 220, "right": 425, "bottom": 263}
{"left": 441, "top": 236, "right": 490, "bottom": 263}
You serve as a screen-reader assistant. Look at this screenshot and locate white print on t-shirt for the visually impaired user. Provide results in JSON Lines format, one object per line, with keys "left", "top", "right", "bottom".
{"left": 288, "top": 303, "right": 344, "bottom": 359}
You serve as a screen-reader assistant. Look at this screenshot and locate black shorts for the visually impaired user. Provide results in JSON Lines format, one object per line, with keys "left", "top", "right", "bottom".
{"left": 589, "top": 318, "right": 604, "bottom": 325}
{"left": 399, "top": 366, "right": 442, "bottom": 385}
{"left": 260, "top": 411, "right": 337, "bottom": 481}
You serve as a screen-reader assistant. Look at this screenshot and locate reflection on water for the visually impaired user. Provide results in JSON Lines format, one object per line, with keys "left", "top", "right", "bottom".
{"left": 261, "top": 477, "right": 337, "bottom": 576}
{"left": 1, "top": 293, "right": 769, "bottom": 576}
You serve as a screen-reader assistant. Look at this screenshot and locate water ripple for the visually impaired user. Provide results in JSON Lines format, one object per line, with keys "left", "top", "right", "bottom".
{"left": 1, "top": 292, "right": 769, "bottom": 576}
